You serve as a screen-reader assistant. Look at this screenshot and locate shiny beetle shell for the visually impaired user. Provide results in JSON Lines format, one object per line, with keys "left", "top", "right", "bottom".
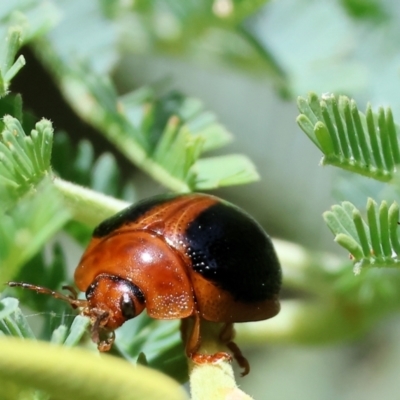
{"left": 74, "top": 193, "right": 282, "bottom": 329}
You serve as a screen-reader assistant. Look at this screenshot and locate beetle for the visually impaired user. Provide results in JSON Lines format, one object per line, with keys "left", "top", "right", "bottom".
{"left": 9, "top": 193, "right": 282, "bottom": 375}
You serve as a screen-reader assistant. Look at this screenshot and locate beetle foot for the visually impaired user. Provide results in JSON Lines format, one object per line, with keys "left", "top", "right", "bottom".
{"left": 97, "top": 330, "right": 115, "bottom": 352}
{"left": 191, "top": 351, "right": 233, "bottom": 366}
{"left": 225, "top": 341, "right": 250, "bottom": 377}
{"left": 218, "top": 322, "right": 250, "bottom": 376}
{"left": 90, "top": 310, "right": 116, "bottom": 352}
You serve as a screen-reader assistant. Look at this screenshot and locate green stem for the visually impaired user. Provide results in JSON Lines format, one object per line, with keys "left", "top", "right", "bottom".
{"left": 188, "top": 321, "right": 253, "bottom": 400}
{"left": 322, "top": 156, "right": 392, "bottom": 181}
{"left": 0, "top": 337, "right": 188, "bottom": 400}
{"left": 53, "top": 177, "right": 129, "bottom": 227}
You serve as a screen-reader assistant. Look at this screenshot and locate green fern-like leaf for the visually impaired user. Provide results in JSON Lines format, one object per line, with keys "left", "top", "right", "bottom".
{"left": 323, "top": 198, "right": 400, "bottom": 272}
{"left": 194, "top": 154, "right": 259, "bottom": 189}
{"left": 0, "top": 116, "right": 54, "bottom": 209}
{"left": 297, "top": 92, "right": 400, "bottom": 182}
{"left": 48, "top": 62, "right": 257, "bottom": 191}
{"left": 0, "top": 296, "right": 89, "bottom": 349}
{"left": 0, "top": 2, "right": 59, "bottom": 97}
{"left": 0, "top": 28, "right": 25, "bottom": 97}
{"left": 33, "top": 21, "right": 259, "bottom": 192}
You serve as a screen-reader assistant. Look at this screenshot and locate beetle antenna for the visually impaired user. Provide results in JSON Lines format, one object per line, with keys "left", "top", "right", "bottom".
{"left": 7, "top": 281, "right": 87, "bottom": 309}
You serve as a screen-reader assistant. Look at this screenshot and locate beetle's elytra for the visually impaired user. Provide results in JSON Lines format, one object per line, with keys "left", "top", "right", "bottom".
{"left": 9, "top": 193, "right": 282, "bottom": 376}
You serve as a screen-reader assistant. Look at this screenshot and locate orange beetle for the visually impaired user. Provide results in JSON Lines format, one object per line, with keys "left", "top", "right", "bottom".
{"left": 9, "top": 193, "right": 281, "bottom": 375}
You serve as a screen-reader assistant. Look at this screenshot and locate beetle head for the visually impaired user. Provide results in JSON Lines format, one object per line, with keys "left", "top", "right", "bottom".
{"left": 85, "top": 274, "right": 146, "bottom": 330}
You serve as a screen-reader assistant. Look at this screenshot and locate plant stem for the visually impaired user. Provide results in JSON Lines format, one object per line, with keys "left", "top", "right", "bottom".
{"left": 188, "top": 321, "right": 253, "bottom": 400}
{"left": 53, "top": 177, "right": 129, "bottom": 227}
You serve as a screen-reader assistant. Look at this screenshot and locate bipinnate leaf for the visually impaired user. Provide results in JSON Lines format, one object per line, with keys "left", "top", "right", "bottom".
{"left": 297, "top": 92, "right": 400, "bottom": 182}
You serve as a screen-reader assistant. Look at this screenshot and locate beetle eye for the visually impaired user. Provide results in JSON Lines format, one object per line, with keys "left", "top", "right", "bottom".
{"left": 120, "top": 293, "right": 136, "bottom": 320}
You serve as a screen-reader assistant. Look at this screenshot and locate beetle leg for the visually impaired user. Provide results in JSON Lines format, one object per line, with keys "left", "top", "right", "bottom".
{"left": 219, "top": 323, "right": 250, "bottom": 376}
{"left": 89, "top": 308, "right": 116, "bottom": 352}
{"left": 7, "top": 281, "right": 87, "bottom": 309}
{"left": 61, "top": 285, "right": 79, "bottom": 301}
{"left": 182, "top": 312, "right": 201, "bottom": 357}
{"left": 183, "top": 314, "right": 233, "bottom": 367}
{"left": 97, "top": 330, "right": 115, "bottom": 352}
{"left": 180, "top": 317, "right": 188, "bottom": 344}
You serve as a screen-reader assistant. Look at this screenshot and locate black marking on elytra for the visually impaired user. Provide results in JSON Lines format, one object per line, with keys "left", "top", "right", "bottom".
{"left": 185, "top": 202, "right": 281, "bottom": 303}
{"left": 93, "top": 194, "right": 177, "bottom": 238}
